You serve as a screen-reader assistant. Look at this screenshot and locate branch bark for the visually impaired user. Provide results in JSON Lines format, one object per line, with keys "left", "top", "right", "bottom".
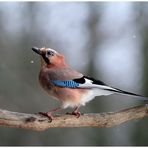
{"left": 0, "top": 105, "right": 148, "bottom": 131}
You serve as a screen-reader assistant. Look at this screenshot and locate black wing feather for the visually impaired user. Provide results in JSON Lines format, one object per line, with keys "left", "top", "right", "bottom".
{"left": 73, "top": 76, "right": 106, "bottom": 85}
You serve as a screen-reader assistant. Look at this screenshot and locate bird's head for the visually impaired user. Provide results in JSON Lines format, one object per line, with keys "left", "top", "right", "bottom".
{"left": 32, "top": 47, "right": 66, "bottom": 67}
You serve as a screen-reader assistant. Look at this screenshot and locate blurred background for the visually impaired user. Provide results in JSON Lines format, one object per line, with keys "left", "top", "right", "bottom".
{"left": 0, "top": 1, "right": 148, "bottom": 146}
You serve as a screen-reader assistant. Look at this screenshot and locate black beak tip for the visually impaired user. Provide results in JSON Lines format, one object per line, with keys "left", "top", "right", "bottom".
{"left": 32, "top": 47, "right": 40, "bottom": 54}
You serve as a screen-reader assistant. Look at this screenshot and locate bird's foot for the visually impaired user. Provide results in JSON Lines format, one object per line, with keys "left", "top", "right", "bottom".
{"left": 38, "top": 112, "right": 53, "bottom": 122}
{"left": 38, "top": 107, "right": 61, "bottom": 122}
{"left": 66, "top": 111, "right": 81, "bottom": 118}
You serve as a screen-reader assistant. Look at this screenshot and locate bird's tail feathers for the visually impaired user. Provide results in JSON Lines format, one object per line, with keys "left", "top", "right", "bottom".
{"left": 109, "top": 87, "right": 148, "bottom": 101}
{"left": 78, "top": 82, "right": 148, "bottom": 101}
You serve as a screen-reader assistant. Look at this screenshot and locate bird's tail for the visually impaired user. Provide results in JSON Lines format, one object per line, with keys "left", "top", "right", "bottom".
{"left": 111, "top": 87, "right": 148, "bottom": 101}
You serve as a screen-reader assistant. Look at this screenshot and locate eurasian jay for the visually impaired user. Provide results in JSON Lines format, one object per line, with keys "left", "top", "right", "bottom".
{"left": 32, "top": 47, "right": 148, "bottom": 120}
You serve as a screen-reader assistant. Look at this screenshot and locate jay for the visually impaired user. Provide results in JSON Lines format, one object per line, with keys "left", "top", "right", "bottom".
{"left": 32, "top": 47, "right": 148, "bottom": 120}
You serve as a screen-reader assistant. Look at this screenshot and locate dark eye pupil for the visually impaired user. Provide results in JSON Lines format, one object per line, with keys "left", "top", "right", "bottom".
{"left": 47, "top": 51, "right": 54, "bottom": 56}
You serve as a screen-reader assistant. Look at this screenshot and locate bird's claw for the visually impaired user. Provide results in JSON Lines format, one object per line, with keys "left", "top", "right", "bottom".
{"left": 66, "top": 111, "right": 81, "bottom": 118}
{"left": 38, "top": 112, "right": 53, "bottom": 122}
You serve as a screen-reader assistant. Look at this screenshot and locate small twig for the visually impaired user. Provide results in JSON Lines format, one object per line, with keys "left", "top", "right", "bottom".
{"left": 0, "top": 105, "right": 148, "bottom": 131}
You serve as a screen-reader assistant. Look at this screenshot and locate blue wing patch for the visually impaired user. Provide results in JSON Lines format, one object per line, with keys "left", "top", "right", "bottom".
{"left": 52, "top": 80, "right": 79, "bottom": 88}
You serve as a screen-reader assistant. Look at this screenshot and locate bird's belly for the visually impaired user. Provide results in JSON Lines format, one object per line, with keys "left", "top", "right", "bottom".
{"left": 51, "top": 87, "right": 90, "bottom": 108}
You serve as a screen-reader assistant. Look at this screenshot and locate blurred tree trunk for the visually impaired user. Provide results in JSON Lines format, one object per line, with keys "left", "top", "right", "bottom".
{"left": 86, "top": 2, "right": 107, "bottom": 145}
{"left": 86, "top": 3, "right": 102, "bottom": 76}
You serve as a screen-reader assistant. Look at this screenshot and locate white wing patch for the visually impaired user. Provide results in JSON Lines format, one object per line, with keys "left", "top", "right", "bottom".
{"left": 78, "top": 78, "right": 118, "bottom": 92}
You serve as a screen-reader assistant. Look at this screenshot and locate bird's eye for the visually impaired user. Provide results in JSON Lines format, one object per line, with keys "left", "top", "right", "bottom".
{"left": 47, "top": 51, "right": 54, "bottom": 56}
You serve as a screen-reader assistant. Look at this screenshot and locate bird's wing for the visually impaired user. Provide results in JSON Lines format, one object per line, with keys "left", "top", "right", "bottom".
{"left": 52, "top": 75, "right": 118, "bottom": 90}
{"left": 52, "top": 76, "right": 148, "bottom": 100}
{"left": 47, "top": 67, "right": 83, "bottom": 81}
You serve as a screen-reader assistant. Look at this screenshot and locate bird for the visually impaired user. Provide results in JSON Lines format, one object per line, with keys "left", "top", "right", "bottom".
{"left": 31, "top": 47, "right": 148, "bottom": 120}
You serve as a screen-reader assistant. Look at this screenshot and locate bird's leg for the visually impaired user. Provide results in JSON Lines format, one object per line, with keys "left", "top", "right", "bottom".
{"left": 66, "top": 106, "right": 81, "bottom": 118}
{"left": 38, "top": 107, "right": 62, "bottom": 122}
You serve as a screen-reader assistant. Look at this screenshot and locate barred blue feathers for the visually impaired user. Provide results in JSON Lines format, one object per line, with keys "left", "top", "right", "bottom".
{"left": 52, "top": 80, "right": 79, "bottom": 88}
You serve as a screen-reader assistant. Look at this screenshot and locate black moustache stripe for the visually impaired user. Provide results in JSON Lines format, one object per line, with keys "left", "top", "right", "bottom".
{"left": 42, "top": 55, "right": 49, "bottom": 64}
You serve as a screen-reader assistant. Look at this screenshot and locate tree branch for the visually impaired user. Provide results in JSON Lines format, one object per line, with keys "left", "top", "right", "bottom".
{"left": 0, "top": 105, "right": 148, "bottom": 131}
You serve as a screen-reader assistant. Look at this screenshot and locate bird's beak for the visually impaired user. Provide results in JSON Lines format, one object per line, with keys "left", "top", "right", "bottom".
{"left": 32, "top": 47, "right": 42, "bottom": 55}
